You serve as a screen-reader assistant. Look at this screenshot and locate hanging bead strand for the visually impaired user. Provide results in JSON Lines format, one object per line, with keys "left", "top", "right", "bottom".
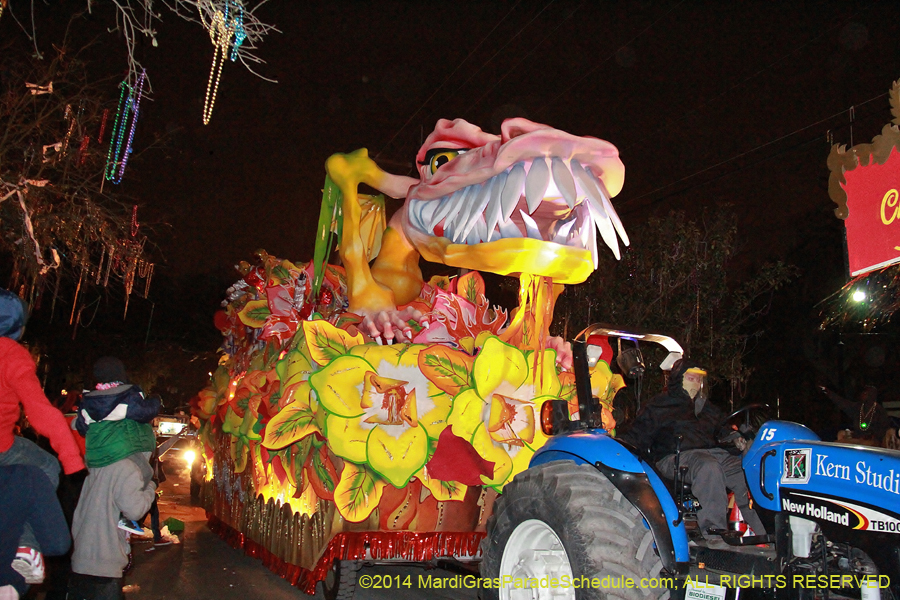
{"left": 202, "top": 10, "right": 235, "bottom": 125}
{"left": 104, "top": 83, "right": 130, "bottom": 181}
{"left": 104, "top": 70, "right": 146, "bottom": 184}
{"left": 114, "top": 71, "right": 146, "bottom": 183}
{"left": 229, "top": 1, "right": 247, "bottom": 61}
{"left": 62, "top": 104, "right": 76, "bottom": 154}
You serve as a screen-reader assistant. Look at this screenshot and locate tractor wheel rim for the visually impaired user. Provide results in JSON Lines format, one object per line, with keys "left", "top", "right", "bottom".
{"left": 499, "top": 519, "right": 575, "bottom": 600}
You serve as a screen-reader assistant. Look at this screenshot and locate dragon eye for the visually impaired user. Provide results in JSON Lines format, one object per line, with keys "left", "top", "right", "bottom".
{"left": 423, "top": 148, "right": 467, "bottom": 175}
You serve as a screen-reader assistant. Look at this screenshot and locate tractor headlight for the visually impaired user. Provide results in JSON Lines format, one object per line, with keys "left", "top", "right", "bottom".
{"left": 184, "top": 449, "right": 196, "bottom": 468}
{"left": 541, "top": 399, "right": 571, "bottom": 436}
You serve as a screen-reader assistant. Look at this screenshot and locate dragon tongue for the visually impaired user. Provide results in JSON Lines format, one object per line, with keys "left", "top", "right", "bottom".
{"left": 550, "top": 213, "right": 577, "bottom": 244}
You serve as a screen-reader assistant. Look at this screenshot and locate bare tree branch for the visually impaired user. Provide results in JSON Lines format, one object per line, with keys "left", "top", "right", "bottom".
{"left": 1, "top": 36, "right": 157, "bottom": 320}
{"left": 9, "top": 0, "right": 279, "bottom": 87}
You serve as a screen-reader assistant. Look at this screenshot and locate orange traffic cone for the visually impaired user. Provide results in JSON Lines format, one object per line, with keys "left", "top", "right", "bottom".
{"left": 727, "top": 493, "right": 750, "bottom": 535}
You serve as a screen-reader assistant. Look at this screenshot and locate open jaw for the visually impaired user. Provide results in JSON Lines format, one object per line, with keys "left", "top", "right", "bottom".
{"left": 405, "top": 156, "right": 630, "bottom": 284}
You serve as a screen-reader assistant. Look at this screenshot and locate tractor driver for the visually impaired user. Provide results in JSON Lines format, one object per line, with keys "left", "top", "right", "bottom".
{"left": 618, "top": 358, "right": 767, "bottom": 543}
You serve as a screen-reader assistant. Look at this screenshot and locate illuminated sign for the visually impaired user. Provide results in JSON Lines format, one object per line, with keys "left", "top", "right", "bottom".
{"left": 841, "top": 147, "right": 900, "bottom": 276}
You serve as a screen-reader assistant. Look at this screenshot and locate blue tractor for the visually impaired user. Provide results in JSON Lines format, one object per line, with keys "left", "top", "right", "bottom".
{"left": 480, "top": 325, "right": 900, "bottom": 600}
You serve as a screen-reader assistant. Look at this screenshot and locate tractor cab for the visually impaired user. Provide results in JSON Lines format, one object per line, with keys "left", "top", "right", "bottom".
{"left": 483, "top": 324, "right": 900, "bottom": 600}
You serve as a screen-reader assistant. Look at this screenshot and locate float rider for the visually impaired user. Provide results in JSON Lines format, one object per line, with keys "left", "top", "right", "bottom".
{"left": 619, "top": 358, "right": 767, "bottom": 542}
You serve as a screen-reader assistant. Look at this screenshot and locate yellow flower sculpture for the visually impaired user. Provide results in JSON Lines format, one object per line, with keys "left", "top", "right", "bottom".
{"left": 310, "top": 343, "right": 452, "bottom": 489}
{"left": 447, "top": 337, "right": 561, "bottom": 491}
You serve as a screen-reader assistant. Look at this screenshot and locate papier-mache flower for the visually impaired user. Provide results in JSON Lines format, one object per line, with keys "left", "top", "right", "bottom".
{"left": 310, "top": 343, "right": 452, "bottom": 489}
{"left": 446, "top": 336, "right": 561, "bottom": 490}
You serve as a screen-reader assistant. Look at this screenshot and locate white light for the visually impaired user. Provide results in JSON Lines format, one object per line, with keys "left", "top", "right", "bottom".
{"left": 184, "top": 450, "right": 196, "bottom": 468}
{"left": 852, "top": 290, "right": 867, "bottom": 302}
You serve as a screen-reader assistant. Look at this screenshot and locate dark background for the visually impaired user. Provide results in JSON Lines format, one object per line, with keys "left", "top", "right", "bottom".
{"left": 3, "top": 1, "right": 900, "bottom": 427}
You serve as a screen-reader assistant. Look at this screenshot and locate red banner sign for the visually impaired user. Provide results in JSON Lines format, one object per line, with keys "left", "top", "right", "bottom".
{"left": 841, "top": 147, "right": 900, "bottom": 276}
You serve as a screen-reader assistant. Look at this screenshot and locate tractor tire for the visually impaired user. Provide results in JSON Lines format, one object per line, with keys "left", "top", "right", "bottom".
{"left": 320, "top": 559, "right": 361, "bottom": 600}
{"left": 480, "top": 461, "right": 668, "bottom": 600}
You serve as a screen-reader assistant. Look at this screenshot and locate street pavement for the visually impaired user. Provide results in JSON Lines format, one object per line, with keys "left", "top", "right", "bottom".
{"left": 74, "top": 461, "right": 479, "bottom": 600}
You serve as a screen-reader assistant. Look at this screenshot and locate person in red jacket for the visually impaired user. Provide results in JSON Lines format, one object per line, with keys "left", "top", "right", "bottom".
{"left": 0, "top": 288, "right": 86, "bottom": 584}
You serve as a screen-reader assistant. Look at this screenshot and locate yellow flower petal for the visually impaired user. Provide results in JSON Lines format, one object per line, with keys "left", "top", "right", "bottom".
{"left": 418, "top": 391, "right": 452, "bottom": 441}
{"left": 324, "top": 414, "right": 370, "bottom": 464}
{"left": 310, "top": 355, "right": 372, "bottom": 417}
{"left": 447, "top": 388, "right": 486, "bottom": 440}
{"left": 367, "top": 425, "right": 428, "bottom": 488}
{"left": 470, "top": 423, "right": 512, "bottom": 489}
{"left": 473, "top": 337, "right": 529, "bottom": 399}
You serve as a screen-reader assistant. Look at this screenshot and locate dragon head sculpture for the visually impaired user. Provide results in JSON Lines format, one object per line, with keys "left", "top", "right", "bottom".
{"left": 325, "top": 117, "right": 628, "bottom": 322}
{"left": 402, "top": 117, "right": 627, "bottom": 284}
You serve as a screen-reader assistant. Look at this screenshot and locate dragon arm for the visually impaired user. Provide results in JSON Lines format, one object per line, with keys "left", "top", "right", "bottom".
{"left": 324, "top": 149, "right": 423, "bottom": 317}
{"left": 370, "top": 220, "right": 424, "bottom": 307}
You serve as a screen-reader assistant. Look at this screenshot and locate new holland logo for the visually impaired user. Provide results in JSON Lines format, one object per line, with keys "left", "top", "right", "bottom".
{"left": 781, "top": 448, "right": 812, "bottom": 484}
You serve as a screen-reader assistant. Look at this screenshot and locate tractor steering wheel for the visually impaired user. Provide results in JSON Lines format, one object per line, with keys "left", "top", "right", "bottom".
{"left": 718, "top": 403, "right": 771, "bottom": 451}
{"left": 720, "top": 403, "right": 770, "bottom": 429}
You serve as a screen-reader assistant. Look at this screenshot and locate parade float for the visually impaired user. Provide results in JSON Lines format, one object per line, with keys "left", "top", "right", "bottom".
{"left": 192, "top": 117, "right": 630, "bottom": 595}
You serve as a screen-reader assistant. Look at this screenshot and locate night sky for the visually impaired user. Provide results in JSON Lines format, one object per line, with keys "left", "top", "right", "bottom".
{"left": 4, "top": 1, "right": 900, "bottom": 412}
{"left": 83, "top": 0, "right": 900, "bottom": 278}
